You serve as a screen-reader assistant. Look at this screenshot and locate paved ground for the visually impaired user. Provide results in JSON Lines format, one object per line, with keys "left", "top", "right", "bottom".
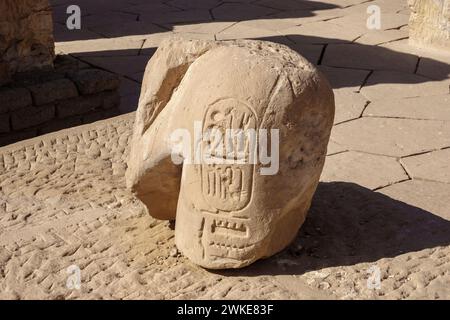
{"left": 0, "top": 0, "right": 449, "bottom": 299}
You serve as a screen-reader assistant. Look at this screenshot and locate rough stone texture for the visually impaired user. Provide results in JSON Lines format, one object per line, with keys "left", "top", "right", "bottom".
{"left": 126, "top": 38, "right": 335, "bottom": 269}
{"left": 408, "top": 0, "right": 450, "bottom": 51}
{"left": 0, "top": 0, "right": 55, "bottom": 85}
{"left": 28, "top": 79, "right": 78, "bottom": 106}
{"left": 69, "top": 69, "right": 122, "bottom": 95}
{"left": 0, "top": 56, "right": 121, "bottom": 147}
{"left": 11, "top": 104, "right": 55, "bottom": 131}
{"left": 0, "top": 116, "right": 449, "bottom": 299}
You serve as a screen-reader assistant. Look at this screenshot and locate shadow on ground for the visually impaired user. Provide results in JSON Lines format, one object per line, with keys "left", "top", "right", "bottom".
{"left": 215, "top": 182, "right": 450, "bottom": 277}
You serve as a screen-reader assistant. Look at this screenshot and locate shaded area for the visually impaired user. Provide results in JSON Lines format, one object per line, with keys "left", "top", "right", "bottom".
{"left": 217, "top": 182, "right": 450, "bottom": 276}
{"left": 50, "top": 0, "right": 340, "bottom": 42}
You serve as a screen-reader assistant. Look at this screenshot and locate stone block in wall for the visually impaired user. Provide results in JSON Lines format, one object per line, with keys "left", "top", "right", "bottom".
{"left": 101, "top": 91, "right": 121, "bottom": 109}
{"left": 28, "top": 79, "right": 78, "bottom": 105}
{"left": 408, "top": 0, "right": 450, "bottom": 51}
{"left": 0, "top": 129, "right": 36, "bottom": 146}
{"left": 0, "top": 114, "right": 10, "bottom": 133}
{"left": 39, "top": 116, "right": 82, "bottom": 135}
{"left": 69, "top": 69, "right": 121, "bottom": 95}
{"left": 0, "top": 87, "right": 32, "bottom": 114}
{"left": 56, "top": 95, "right": 103, "bottom": 119}
{"left": 83, "top": 108, "right": 121, "bottom": 124}
{"left": 11, "top": 104, "right": 55, "bottom": 130}
{"left": 0, "top": 0, "right": 55, "bottom": 83}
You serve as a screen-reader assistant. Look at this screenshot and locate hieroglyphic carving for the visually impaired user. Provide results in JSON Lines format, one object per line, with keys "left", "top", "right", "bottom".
{"left": 200, "top": 99, "right": 257, "bottom": 213}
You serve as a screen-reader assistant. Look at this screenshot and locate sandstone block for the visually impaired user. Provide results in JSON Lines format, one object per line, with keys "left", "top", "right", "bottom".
{"left": 0, "top": 114, "right": 10, "bottom": 133}
{"left": 126, "top": 39, "right": 335, "bottom": 269}
{"left": 0, "top": 87, "right": 32, "bottom": 114}
{"left": 28, "top": 79, "right": 78, "bottom": 105}
{"left": 56, "top": 95, "right": 103, "bottom": 119}
{"left": 11, "top": 104, "right": 55, "bottom": 130}
{"left": 69, "top": 69, "right": 121, "bottom": 95}
{"left": 101, "top": 91, "right": 121, "bottom": 109}
{"left": 0, "top": 0, "right": 55, "bottom": 81}
{"left": 408, "top": 0, "right": 450, "bottom": 51}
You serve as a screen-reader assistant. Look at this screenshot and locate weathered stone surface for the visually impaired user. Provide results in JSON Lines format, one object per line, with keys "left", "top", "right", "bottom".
{"left": 364, "top": 95, "right": 450, "bottom": 120}
{"left": 69, "top": 69, "right": 121, "bottom": 95}
{"left": 380, "top": 179, "right": 450, "bottom": 219}
{"left": 408, "top": 0, "right": 450, "bottom": 51}
{"left": 360, "top": 71, "right": 450, "bottom": 101}
{"left": 56, "top": 95, "right": 103, "bottom": 119}
{"left": 321, "top": 151, "right": 409, "bottom": 190}
{"left": 0, "top": 87, "right": 32, "bottom": 114}
{"left": 0, "top": 114, "right": 10, "bottom": 133}
{"left": 126, "top": 38, "right": 335, "bottom": 269}
{"left": 11, "top": 104, "right": 55, "bottom": 130}
{"left": 332, "top": 117, "right": 450, "bottom": 157}
{"left": 333, "top": 89, "right": 368, "bottom": 124}
{"left": 0, "top": 0, "right": 55, "bottom": 84}
{"left": 100, "top": 91, "right": 120, "bottom": 109}
{"left": 28, "top": 79, "right": 78, "bottom": 106}
{"left": 401, "top": 148, "right": 450, "bottom": 183}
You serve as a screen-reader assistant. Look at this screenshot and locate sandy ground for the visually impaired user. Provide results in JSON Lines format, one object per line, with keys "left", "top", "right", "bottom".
{"left": 0, "top": 114, "right": 449, "bottom": 300}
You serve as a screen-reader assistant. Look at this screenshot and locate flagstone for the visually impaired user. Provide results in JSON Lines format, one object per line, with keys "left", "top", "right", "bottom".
{"left": 332, "top": 117, "right": 450, "bottom": 157}
{"left": 360, "top": 71, "right": 450, "bottom": 101}
{"left": 321, "top": 151, "right": 408, "bottom": 190}
{"left": 401, "top": 149, "right": 450, "bottom": 184}
{"left": 364, "top": 95, "right": 450, "bottom": 121}
{"left": 379, "top": 180, "right": 450, "bottom": 220}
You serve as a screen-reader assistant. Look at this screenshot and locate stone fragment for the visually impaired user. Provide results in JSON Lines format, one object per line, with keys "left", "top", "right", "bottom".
{"left": 11, "top": 105, "right": 55, "bottom": 130}
{"left": 28, "top": 79, "right": 78, "bottom": 106}
{"left": 126, "top": 39, "right": 335, "bottom": 269}
{"left": 408, "top": 0, "right": 450, "bottom": 51}
{"left": 69, "top": 69, "right": 121, "bottom": 95}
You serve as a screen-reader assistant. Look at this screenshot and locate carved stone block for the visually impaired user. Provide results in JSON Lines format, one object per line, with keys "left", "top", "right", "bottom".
{"left": 126, "top": 39, "right": 335, "bottom": 269}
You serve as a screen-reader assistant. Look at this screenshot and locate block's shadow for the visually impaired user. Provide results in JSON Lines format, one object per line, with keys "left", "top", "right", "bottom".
{"left": 215, "top": 182, "right": 450, "bottom": 277}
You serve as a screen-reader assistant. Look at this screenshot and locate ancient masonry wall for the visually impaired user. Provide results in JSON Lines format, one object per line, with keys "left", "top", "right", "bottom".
{"left": 0, "top": 0, "right": 55, "bottom": 86}
{"left": 0, "top": 56, "right": 121, "bottom": 147}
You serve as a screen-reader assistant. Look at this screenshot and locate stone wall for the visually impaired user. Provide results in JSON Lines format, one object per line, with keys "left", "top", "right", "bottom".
{"left": 0, "top": 0, "right": 55, "bottom": 85}
{"left": 0, "top": 56, "right": 121, "bottom": 146}
{"left": 408, "top": 0, "right": 450, "bottom": 51}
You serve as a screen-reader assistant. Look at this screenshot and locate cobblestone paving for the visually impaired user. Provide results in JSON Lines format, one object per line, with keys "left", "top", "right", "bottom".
{"left": 0, "top": 0, "right": 448, "bottom": 299}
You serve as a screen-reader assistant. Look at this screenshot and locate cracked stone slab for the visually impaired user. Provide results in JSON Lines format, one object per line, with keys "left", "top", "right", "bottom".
{"left": 401, "top": 149, "right": 450, "bottom": 184}
{"left": 212, "top": 3, "right": 279, "bottom": 21}
{"left": 364, "top": 95, "right": 450, "bottom": 121}
{"left": 379, "top": 180, "right": 450, "bottom": 220}
{"left": 332, "top": 117, "right": 450, "bottom": 157}
{"left": 283, "top": 21, "right": 366, "bottom": 44}
{"left": 326, "top": 139, "right": 347, "bottom": 155}
{"left": 353, "top": 29, "right": 409, "bottom": 46}
{"left": 322, "top": 44, "right": 418, "bottom": 73}
{"left": 360, "top": 71, "right": 450, "bottom": 101}
{"left": 318, "top": 66, "right": 371, "bottom": 91}
{"left": 321, "top": 151, "right": 408, "bottom": 190}
{"left": 333, "top": 89, "right": 369, "bottom": 124}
